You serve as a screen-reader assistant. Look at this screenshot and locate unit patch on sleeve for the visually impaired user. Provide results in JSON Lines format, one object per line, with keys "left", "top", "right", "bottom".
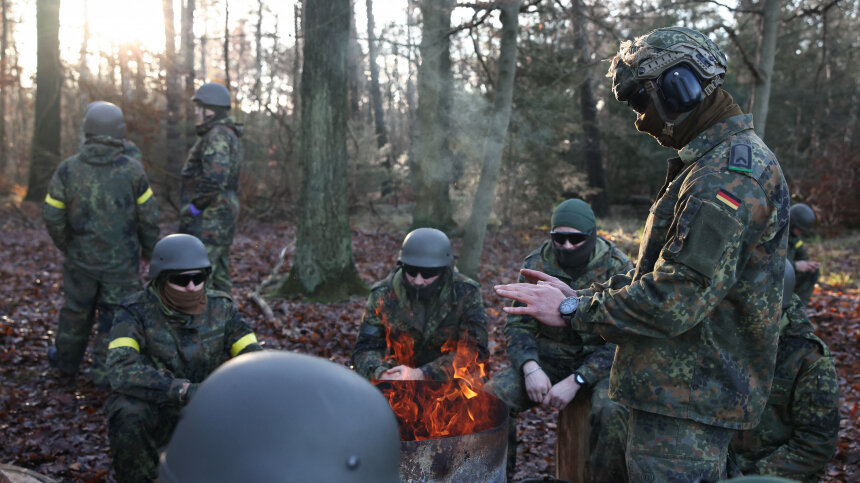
{"left": 716, "top": 189, "right": 741, "bottom": 211}
{"left": 728, "top": 142, "right": 753, "bottom": 173}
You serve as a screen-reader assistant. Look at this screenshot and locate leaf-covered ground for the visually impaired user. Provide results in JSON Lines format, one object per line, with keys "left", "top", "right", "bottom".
{"left": 1, "top": 203, "right": 857, "bottom": 482}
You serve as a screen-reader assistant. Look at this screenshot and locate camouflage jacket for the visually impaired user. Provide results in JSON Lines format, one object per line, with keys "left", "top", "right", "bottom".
{"left": 179, "top": 117, "right": 244, "bottom": 245}
{"left": 787, "top": 232, "right": 810, "bottom": 263}
{"left": 42, "top": 136, "right": 159, "bottom": 281}
{"left": 107, "top": 285, "right": 262, "bottom": 405}
{"left": 730, "top": 294, "right": 840, "bottom": 482}
{"left": 352, "top": 268, "right": 489, "bottom": 381}
{"left": 505, "top": 236, "right": 632, "bottom": 385}
{"left": 570, "top": 114, "right": 790, "bottom": 429}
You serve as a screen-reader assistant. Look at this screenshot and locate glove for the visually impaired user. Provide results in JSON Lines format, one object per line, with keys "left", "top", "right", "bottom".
{"left": 189, "top": 203, "right": 201, "bottom": 217}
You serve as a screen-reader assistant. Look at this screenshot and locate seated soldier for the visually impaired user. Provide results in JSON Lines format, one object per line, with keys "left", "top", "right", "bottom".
{"left": 788, "top": 203, "right": 821, "bottom": 306}
{"left": 352, "top": 228, "right": 488, "bottom": 381}
{"left": 106, "top": 234, "right": 262, "bottom": 483}
{"left": 484, "top": 198, "right": 632, "bottom": 481}
{"left": 729, "top": 260, "right": 839, "bottom": 482}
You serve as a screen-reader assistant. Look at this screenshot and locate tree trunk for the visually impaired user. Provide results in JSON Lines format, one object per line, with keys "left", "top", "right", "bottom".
{"left": 459, "top": 0, "right": 520, "bottom": 281}
{"left": 412, "top": 0, "right": 456, "bottom": 231}
{"left": 163, "top": 0, "right": 183, "bottom": 179}
{"left": 347, "top": 0, "right": 361, "bottom": 119}
{"left": 182, "top": 0, "right": 196, "bottom": 150}
{"left": 405, "top": 0, "right": 417, "bottom": 188}
{"left": 223, "top": 0, "right": 230, "bottom": 88}
{"left": 572, "top": 0, "right": 607, "bottom": 217}
{"left": 751, "top": 0, "right": 779, "bottom": 140}
{"left": 292, "top": 2, "right": 302, "bottom": 122}
{"left": 0, "top": 0, "right": 9, "bottom": 176}
{"left": 276, "top": 0, "right": 367, "bottom": 302}
{"left": 253, "top": 0, "right": 263, "bottom": 109}
{"left": 25, "top": 0, "right": 61, "bottom": 202}
{"left": 365, "top": 0, "right": 394, "bottom": 196}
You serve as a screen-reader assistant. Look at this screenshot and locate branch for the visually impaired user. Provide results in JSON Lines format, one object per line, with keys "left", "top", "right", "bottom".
{"left": 718, "top": 23, "right": 762, "bottom": 82}
{"left": 469, "top": 27, "right": 495, "bottom": 87}
{"left": 782, "top": 0, "right": 841, "bottom": 22}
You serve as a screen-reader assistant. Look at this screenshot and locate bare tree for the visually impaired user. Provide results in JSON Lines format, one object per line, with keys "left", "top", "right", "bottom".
{"left": 0, "top": 0, "right": 8, "bottom": 176}
{"left": 366, "top": 0, "right": 394, "bottom": 195}
{"left": 277, "top": 0, "right": 366, "bottom": 301}
{"left": 163, "top": 0, "right": 184, "bottom": 180}
{"left": 182, "top": 0, "right": 196, "bottom": 149}
{"left": 459, "top": 0, "right": 520, "bottom": 280}
{"left": 751, "top": 0, "right": 779, "bottom": 139}
{"left": 223, "top": 0, "right": 230, "bottom": 88}
{"left": 25, "top": 0, "right": 61, "bottom": 202}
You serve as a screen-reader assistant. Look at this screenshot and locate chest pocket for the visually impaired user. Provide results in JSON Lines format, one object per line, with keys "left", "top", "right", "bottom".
{"left": 661, "top": 196, "right": 744, "bottom": 283}
{"left": 767, "top": 376, "right": 792, "bottom": 406}
{"left": 636, "top": 192, "right": 677, "bottom": 277}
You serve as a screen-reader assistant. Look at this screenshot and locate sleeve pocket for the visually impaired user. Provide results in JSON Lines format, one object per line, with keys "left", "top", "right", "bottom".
{"left": 662, "top": 196, "right": 744, "bottom": 281}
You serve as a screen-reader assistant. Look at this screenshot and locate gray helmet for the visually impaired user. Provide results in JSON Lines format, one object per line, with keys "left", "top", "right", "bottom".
{"left": 783, "top": 259, "right": 796, "bottom": 310}
{"left": 192, "top": 82, "right": 231, "bottom": 110}
{"left": 398, "top": 228, "right": 453, "bottom": 267}
{"left": 790, "top": 203, "right": 816, "bottom": 235}
{"left": 158, "top": 352, "right": 400, "bottom": 483}
{"left": 83, "top": 101, "right": 126, "bottom": 139}
{"left": 149, "top": 234, "right": 211, "bottom": 280}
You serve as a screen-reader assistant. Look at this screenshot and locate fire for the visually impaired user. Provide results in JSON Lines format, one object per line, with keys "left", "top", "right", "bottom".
{"left": 375, "top": 308, "right": 496, "bottom": 441}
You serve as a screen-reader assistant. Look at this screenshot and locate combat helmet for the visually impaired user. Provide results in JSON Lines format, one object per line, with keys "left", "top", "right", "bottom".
{"left": 398, "top": 228, "right": 454, "bottom": 268}
{"left": 158, "top": 351, "right": 400, "bottom": 483}
{"left": 192, "top": 82, "right": 231, "bottom": 110}
{"left": 83, "top": 101, "right": 126, "bottom": 139}
{"left": 149, "top": 234, "right": 211, "bottom": 280}
{"left": 783, "top": 259, "right": 796, "bottom": 310}
{"left": 608, "top": 27, "right": 728, "bottom": 124}
{"left": 790, "top": 203, "right": 816, "bottom": 235}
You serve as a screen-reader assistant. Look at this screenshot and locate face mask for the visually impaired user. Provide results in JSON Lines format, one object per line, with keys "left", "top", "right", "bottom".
{"left": 634, "top": 102, "right": 677, "bottom": 148}
{"left": 553, "top": 231, "right": 597, "bottom": 270}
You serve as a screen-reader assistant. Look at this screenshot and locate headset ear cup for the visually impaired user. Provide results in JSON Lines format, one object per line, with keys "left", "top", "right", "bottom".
{"left": 658, "top": 65, "right": 704, "bottom": 113}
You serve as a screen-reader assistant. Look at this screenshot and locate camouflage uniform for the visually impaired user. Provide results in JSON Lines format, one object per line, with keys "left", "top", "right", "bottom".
{"left": 729, "top": 294, "right": 839, "bottom": 482}
{"left": 179, "top": 117, "right": 244, "bottom": 292}
{"left": 568, "top": 114, "right": 790, "bottom": 481}
{"left": 42, "top": 135, "right": 159, "bottom": 384}
{"left": 486, "top": 236, "right": 632, "bottom": 481}
{"left": 787, "top": 232, "right": 819, "bottom": 306}
{"left": 106, "top": 284, "right": 261, "bottom": 483}
{"left": 352, "top": 267, "right": 488, "bottom": 381}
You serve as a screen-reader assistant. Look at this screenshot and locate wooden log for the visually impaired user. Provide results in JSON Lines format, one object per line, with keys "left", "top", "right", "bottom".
{"left": 555, "top": 393, "right": 592, "bottom": 483}
{"left": 0, "top": 464, "right": 57, "bottom": 483}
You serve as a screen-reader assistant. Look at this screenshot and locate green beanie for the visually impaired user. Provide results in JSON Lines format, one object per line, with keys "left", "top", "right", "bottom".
{"left": 551, "top": 199, "right": 596, "bottom": 232}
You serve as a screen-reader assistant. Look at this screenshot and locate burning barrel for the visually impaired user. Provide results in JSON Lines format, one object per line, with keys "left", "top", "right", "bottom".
{"left": 376, "top": 380, "right": 508, "bottom": 483}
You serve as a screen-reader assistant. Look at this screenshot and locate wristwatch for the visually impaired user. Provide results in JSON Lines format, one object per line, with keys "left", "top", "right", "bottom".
{"left": 559, "top": 296, "right": 580, "bottom": 321}
{"left": 573, "top": 373, "right": 587, "bottom": 386}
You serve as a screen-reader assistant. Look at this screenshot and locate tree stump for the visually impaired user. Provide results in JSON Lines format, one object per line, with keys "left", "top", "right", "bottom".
{"left": 554, "top": 393, "right": 592, "bottom": 483}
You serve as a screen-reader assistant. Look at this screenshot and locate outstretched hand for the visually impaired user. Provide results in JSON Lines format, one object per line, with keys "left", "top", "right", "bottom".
{"left": 494, "top": 281, "right": 569, "bottom": 327}
{"left": 520, "top": 268, "right": 577, "bottom": 297}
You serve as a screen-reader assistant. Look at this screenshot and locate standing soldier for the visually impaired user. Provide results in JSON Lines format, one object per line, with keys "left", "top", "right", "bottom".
{"left": 106, "top": 234, "right": 262, "bottom": 483}
{"left": 485, "top": 198, "right": 632, "bottom": 480}
{"left": 179, "top": 82, "right": 243, "bottom": 293}
{"left": 787, "top": 203, "right": 821, "bottom": 306}
{"left": 729, "top": 261, "right": 840, "bottom": 482}
{"left": 352, "top": 228, "right": 488, "bottom": 382}
{"left": 42, "top": 101, "right": 158, "bottom": 386}
{"left": 495, "top": 27, "right": 790, "bottom": 481}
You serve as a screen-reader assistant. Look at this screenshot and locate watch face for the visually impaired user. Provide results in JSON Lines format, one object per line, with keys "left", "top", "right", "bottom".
{"left": 560, "top": 296, "right": 579, "bottom": 316}
{"left": 575, "top": 373, "right": 586, "bottom": 385}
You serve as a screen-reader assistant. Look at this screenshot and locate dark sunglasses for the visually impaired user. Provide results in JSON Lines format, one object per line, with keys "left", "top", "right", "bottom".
{"left": 550, "top": 231, "right": 591, "bottom": 246}
{"left": 401, "top": 265, "right": 444, "bottom": 279}
{"left": 627, "top": 86, "right": 650, "bottom": 114}
{"left": 167, "top": 272, "right": 208, "bottom": 286}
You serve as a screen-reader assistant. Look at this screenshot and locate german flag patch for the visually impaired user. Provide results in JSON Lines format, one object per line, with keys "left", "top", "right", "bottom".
{"left": 716, "top": 190, "right": 741, "bottom": 210}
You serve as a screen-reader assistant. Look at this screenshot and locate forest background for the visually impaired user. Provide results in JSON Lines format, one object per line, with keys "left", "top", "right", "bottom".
{"left": 0, "top": 0, "right": 858, "bottom": 481}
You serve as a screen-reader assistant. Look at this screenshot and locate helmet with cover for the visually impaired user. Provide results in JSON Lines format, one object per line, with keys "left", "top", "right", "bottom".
{"left": 158, "top": 351, "right": 400, "bottom": 483}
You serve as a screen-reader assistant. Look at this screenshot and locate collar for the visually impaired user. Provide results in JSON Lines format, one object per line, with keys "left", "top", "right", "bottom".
{"left": 678, "top": 114, "right": 753, "bottom": 164}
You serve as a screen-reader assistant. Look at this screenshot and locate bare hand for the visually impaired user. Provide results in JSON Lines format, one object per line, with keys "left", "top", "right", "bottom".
{"left": 523, "top": 363, "right": 552, "bottom": 404}
{"left": 379, "top": 365, "right": 425, "bottom": 381}
{"left": 542, "top": 374, "right": 580, "bottom": 410}
{"left": 795, "top": 260, "right": 820, "bottom": 272}
{"left": 495, "top": 282, "right": 569, "bottom": 327}
{"left": 520, "top": 269, "right": 574, "bottom": 296}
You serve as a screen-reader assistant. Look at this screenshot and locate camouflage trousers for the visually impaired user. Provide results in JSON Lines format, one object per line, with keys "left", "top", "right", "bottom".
{"left": 485, "top": 363, "right": 628, "bottom": 482}
{"left": 107, "top": 393, "right": 181, "bottom": 483}
{"left": 795, "top": 267, "right": 819, "bottom": 307}
{"left": 205, "top": 243, "right": 232, "bottom": 293}
{"left": 626, "top": 409, "right": 734, "bottom": 482}
{"left": 55, "top": 264, "right": 139, "bottom": 384}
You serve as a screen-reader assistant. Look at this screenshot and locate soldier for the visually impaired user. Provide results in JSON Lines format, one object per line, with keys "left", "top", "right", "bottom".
{"left": 788, "top": 203, "right": 821, "bottom": 306}
{"left": 484, "top": 198, "right": 632, "bottom": 480}
{"left": 729, "top": 261, "right": 839, "bottom": 482}
{"left": 158, "top": 351, "right": 400, "bottom": 483}
{"left": 179, "top": 82, "right": 244, "bottom": 292}
{"left": 352, "top": 228, "right": 488, "bottom": 381}
{"left": 106, "top": 234, "right": 262, "bottom": 483}
{"left": 495, "top": 27, "right": 790, "bottom": 481}
{"left": 42, "top": 101, "right": 158, "bottom": 386}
